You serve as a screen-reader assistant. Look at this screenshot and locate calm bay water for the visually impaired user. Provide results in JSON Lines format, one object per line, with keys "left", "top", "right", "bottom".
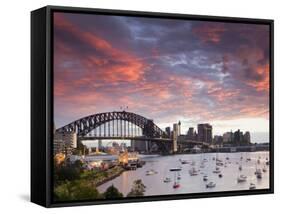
{"left": 97, "top": 152, "right": 270, "bottom": 196}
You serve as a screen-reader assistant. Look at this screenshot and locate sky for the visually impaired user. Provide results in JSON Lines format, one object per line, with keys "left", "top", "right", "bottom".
{"left": 53, "top": 12, "right": 270, "bottom": 143}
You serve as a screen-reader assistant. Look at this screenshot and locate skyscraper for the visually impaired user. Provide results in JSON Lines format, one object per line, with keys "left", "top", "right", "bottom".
{"left": 223, "top": 131, "right": 233, "bottom": 143}
{"left": 234, "top": 129, "right": 243, "bottom": 144}
{"left": 197, "top": 123, "right": 212, "bottom": 144}
{"left": 244, "top": 131, "right": 251, "bottom": 144}
{"left": 165, "top": 126, "right": 171, "bottom": 138}
{"left": 187, "top": 127, "right": 195, "bottom": 140}
{"left": 178, "top": 121, "right": 181, "bottom": 136}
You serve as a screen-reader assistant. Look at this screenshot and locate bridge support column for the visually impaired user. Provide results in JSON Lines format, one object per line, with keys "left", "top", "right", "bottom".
{"left": 173, "top": 138, "right": 178, "bottom": 153}
{"left": 172, "top": 131, "right": 178, "bottom": 153}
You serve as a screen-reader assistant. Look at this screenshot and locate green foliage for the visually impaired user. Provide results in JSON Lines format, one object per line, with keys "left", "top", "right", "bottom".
{"left": 80, "top": 169, "right": 97, "bottom": 179}
{"left": 127, "top": 179, "right": 146, "bottom": 197}
{"left": 54, "top": 162, "right": 82, "bottom": 186}
{"left": 54, "top": 180, "right": 102, "bottom": 201}
{"left": 103, "top": 185, "right": 123, "bottom": 199}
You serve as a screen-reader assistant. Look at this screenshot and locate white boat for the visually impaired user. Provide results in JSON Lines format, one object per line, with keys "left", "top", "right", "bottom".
{"left": 189, "top": 167, "right": 199, "bottom": 176}
{"left": 262, "top": 166, "right": 267, "bottom": 173}
{"left": 213, "top": 166, "right": 221, "bottom": 174}
{"left": 238, "top": 153, "right": 243, "bottom": 171}
{"left": 206, "top": 181, "right": 216, "bottom": 188}
{"left": 237, "top": 175, "right": 247, "bottom": 183}
{"left": 216, "top": 162, "right": 224, "bottom": 166}
{"left": 179, "top": 159, "right": 189, "bottom": 164}
{"left": 266, "top": 161, "right": 269, "bottom": 166}
{"left": 163, "top": 177, "right": 171, "bottom": 183}
{"left": 249, "top": 183, "right": 256, "bottom": 190}
{"left": 256, "top": 169, "right": 262, "bottom": 179}
{"left": 203, "top": 175, "right": 208, "bottom": 181}
{"left": 146, "top": 169, "right": 157, "bottom": 175}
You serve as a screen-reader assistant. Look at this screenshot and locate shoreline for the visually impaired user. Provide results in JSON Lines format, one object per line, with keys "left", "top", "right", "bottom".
{"left": 95, "top": 166, "right": 125, "bottom": 187}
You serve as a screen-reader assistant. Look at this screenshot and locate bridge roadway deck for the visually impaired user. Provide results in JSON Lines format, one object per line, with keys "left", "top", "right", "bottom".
{"left": 79, "top": 136, "right": 208, "bottom": 146}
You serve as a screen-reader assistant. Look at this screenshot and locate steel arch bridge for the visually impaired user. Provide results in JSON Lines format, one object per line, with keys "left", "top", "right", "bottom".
{"left": 56, "top": 111, "right": 169, "bottom": 139}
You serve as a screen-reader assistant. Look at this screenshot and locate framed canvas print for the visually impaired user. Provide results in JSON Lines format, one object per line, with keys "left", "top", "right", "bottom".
{"left": 31, "top": 5, "right": 274, "bottom": 207}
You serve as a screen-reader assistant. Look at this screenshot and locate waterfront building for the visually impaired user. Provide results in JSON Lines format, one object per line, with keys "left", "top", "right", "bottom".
{"left": 214, "top": 135, "right": 223, "bottom": 145}
{"left": 54, "top": 131, "right": 77, "bottom": 148}
{"left": 197, "top": 123, "right": 212, "bottom": 144}
{"left": 53, "top": 137, "right": 65, "bottom": 155}
{"left": 53, "top": 123, "right": 64, "bottom": 155}
{"left": 223, "top": 131, "right": 233, "bottom": 143}
{"left": 234, "top": 129, "right": 243, "bottom": 144}
{"left": 165, "top": 126, "right": 171, "bottom": 138}
{"left": 53, "top": 130, "right": 77, "bottom": 156}
{"left": 194, "top": 131, "right": 198, "bottom": 141}
{"left": 187, "top": 127, "right": 195, "bottom": 140}
{"left": 244, "top": 131, "right": 251, "bottom": 144}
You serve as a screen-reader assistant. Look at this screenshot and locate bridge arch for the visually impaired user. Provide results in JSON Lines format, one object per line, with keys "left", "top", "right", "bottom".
{"left": 56, "top": 111, "right": 168, "bottom": 138}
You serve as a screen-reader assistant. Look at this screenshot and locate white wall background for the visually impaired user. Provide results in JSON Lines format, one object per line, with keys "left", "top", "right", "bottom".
{"left": 0, "top": 0, "right": 279, "bottom": 213}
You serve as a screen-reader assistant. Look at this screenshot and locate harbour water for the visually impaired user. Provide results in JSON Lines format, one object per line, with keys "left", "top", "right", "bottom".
{"left": 97, "top": 151, "right": 270, "bottom": 196}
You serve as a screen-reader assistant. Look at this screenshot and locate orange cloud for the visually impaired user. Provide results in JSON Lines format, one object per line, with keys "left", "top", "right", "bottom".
{"left": 248, "top": 63, "right": 269, "bottom": 92}
{"left": 54, "top": 13, "right": 145, "bottom": 87}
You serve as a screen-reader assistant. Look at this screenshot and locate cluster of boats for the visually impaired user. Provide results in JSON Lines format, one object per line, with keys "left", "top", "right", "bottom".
{"left": 236, "top": 156, "right": 268, "bottom": 189}
{"left": 145, "top": 155, "right": 269, "bottom": 191}
{"left": 173, "top": 155, "right": 268, "bottom": 190}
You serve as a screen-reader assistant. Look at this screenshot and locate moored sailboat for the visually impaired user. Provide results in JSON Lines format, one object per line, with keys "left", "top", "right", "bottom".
{"left": 237, "top": 174, "right": 247, "bottom": 183}
{"left": 206, "top": 181, "right": 216, "bottom": 188}
{"left": 249, "top": 183, "right": 256, "bottom": 190}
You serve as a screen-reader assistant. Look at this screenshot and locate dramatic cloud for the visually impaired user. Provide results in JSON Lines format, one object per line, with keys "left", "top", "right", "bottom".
{"left": 192, "top": 22, "right": 225, "bottom": 44}
{"left": 53, "top": 12, "right": 270, "bottom": 137}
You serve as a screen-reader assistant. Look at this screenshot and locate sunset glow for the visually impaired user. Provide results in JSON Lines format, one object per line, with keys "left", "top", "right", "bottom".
{"left": 53, "top": 12, "right": 270, "bottom": 142}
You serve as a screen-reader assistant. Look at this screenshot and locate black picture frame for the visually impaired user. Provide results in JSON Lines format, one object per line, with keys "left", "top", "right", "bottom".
{"left": 31, "top": 5, "right": 274, "bottom": 208}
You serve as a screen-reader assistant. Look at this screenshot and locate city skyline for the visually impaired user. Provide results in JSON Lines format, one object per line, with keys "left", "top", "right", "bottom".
{"left": 54, "top": 12, "right": 270, "bottom": 143}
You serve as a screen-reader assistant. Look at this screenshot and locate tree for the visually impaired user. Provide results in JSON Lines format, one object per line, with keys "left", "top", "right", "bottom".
{"left": 54, "top": 180, "right": 102, "bottom": 201}
{"left": 103, "top": 185, "right": 123, "bottom": 199}
{"left": 127, "top": 179, "right": 146, "bottom": 197}
{"left": 53, "top": 158, "right": 87, "bottom": 186}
